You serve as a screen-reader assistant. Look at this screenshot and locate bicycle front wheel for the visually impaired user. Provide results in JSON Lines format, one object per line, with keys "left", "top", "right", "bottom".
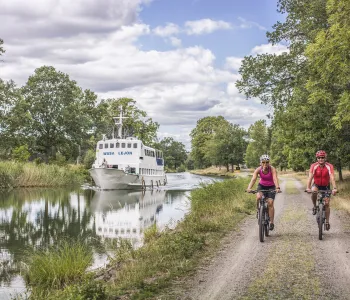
{"left": 318, "top": 204, "right": 323, "bottom": 240}
{"left": 259, "top": 205, "right": 265, "bottom": 242}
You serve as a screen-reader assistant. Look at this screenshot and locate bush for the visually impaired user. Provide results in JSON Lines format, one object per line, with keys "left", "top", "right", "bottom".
{"left": 24, "top": 240, "right": 93, "bottom": 293}
{"left": 83, "top": 149, "right": 96, "bottom": 169}
{"left": 12, "top": 145, "right": 31, "bottom": 162}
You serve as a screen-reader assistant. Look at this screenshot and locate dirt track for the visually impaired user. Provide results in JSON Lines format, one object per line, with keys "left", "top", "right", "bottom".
{"left": 180, "top": 178, "right": 350, "bottom": 300}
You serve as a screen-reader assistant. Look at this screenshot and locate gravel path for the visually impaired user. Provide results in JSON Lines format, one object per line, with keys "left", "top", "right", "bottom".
{"left": 180, "top": 178, "right": 350, "bottom": 300}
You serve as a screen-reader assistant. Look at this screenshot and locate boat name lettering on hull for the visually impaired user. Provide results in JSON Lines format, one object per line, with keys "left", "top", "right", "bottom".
{"left": 118, "top": 151, "right": 132, "bottom": 155}
{"left": 103, "top": 152, "right": 114, "bottom": 155}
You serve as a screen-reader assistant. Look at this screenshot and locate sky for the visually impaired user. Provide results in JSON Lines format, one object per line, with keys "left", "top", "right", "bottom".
{"left": 0, "top": 0, "right": 288, "bottom": 149}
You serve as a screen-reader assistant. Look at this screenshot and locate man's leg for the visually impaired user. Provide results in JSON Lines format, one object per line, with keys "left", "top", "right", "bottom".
{"left": 311, "top": 185, "right": 318, "bottom": 214}
{"left": 325, "top": 197, "right": 330, "bottom": 230}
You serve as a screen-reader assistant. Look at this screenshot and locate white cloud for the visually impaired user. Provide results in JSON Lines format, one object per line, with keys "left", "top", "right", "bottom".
{"left": 251, "top": 43, "right": 289, "bottom": 55}
{"left": 0, "top": 1, "right": 272, "bottom": 149}
{"left": 238, "top": 17, "right": 266, "bottom": 31}
{"left": 153, "top": 23, "right": 180, "bottom": 37}
{"left": 225, "top": 57, "right": 243, "bottom": 71}
{"left": 185, "top": 19, "right": 232, "bottom": 35}
{"left": 169, "top": 37, "right": 182, "bottom": 47}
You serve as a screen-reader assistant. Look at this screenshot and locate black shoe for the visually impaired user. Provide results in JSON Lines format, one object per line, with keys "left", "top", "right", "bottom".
{"left": 312, "top": 207, "right": 317, "bottom": 215}
{"left": 269, "top": 223, "right": 274, "bottom": 231}
{"left": 325, "top": 223, "right": 330, "bottom": 231}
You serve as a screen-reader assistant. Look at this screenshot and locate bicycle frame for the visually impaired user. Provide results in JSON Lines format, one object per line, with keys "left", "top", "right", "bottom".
{"left": 306, "top": 190, "right": 332, "bottom": 240}
{"left": 249, "top": 189, "right": 277, "bottom": 242}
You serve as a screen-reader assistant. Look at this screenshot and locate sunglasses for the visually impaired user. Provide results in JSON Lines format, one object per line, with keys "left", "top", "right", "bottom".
{"left": 261, "top": 161, "right": 269, "bottom": 164}
{"left": 317, "top": 157, "right": 325, "bottom": 159}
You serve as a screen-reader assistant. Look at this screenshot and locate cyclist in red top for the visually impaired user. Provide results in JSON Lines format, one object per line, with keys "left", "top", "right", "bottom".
{"left": 306, "top": 150, "right": 337, "bottom": 230}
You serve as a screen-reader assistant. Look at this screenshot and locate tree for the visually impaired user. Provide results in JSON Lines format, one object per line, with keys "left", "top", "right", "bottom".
{"left": 0, "top": 38, "right": 4, "bottom": 57}
{"left": 236, "top": 0, "right": 328, "bottom": 109}
{"left": 156, "top": 137, "right": 187, "bottom": 170}
{"left": 305, "top": 0, "right": 350, "bottom": 128}
{"left": 94, "top": 98, "right": 159, "bottom": 146}
{"left": 205, "top": 122, "right": 247, "bottom": 171}
{"left": 190, "top": 116, "right": 229, "bottom": 168}
{"left": 0, "top": 79, "right": 29, "bottom": 157}
{"left": 21, "top": 66, "right": 97, "bottom": 161}
{"left": 244, "top": 120, "right": 269, "bottom": 167}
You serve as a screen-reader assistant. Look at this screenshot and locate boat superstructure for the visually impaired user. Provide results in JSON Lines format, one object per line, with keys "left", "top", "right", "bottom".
{"left": 89, "top": 108, "right": 167, "bottom": 190}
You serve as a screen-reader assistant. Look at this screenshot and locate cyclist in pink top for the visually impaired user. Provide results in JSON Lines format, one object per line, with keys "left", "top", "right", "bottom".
{"left": 246, "top": 154, "right": 281, "bottom": 231}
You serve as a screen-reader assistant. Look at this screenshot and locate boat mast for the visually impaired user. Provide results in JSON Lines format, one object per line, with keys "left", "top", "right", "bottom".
{"left": 113, "top": 106, "right": 128, "bottom": 138}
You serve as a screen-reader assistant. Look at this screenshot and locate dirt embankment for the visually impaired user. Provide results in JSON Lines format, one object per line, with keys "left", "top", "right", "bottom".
{"left": 176, "top": 178, "right": 350, "bottom": 300}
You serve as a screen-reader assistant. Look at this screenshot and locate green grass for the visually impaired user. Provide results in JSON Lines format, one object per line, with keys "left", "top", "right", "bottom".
{"left": 22, "top": 178, "right": 254, "bottom": 299}
{"left": 0, "top": 161, "right": 86, "bottom": 188}
{"left": 23, "top": 240, "right": 94, "bottom": 299}
{"left": 104, "top": 178, "right": 253, "bottom": 298}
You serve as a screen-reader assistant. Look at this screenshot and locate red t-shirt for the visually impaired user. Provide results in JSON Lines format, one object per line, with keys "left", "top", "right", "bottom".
{"left": 309, "top": 162, "right": 334, "bottom": 186}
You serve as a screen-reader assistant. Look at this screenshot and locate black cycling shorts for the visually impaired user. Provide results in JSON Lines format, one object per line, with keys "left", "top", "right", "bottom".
{"left": 257, "top": 184, "right": 276, "bottom": 200}
{"left": 312, "top": 184, "right": 330, "bottom": 190}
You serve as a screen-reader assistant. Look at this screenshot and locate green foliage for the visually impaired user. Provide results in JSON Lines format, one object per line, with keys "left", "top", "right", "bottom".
{"left": 0, "top": 161, "right": 85, "bottom": 188}
{"left": 83, "top": 149, "right": 96, "bottom": 169}
{"left": 47, "top": 276, "right": 107, "bottom": 300}
{"left": 305, "top": 0, "right": 350, "bottom": 128}
{"left": 107, "top": 178, "right": 252, "bottom": 298}
{"left": 245, "top": 120, "right": 269, "bottom": 167}
{"left": 0, "top": 38, "right": 4, "bottom": 56}
{"left": 204, "top": 122, "right": 247, "bottom": 170}
{"left": 190, "top": 116, "right": 228, "bottom": 168}
{"left": 155, "top": 137, "right": 187, "bottom": 170}
{"left": 18, "top": 66, "right": 97, "bottom": 161}
{"left": 177, "top": 164, "right": 186, "bottom": 172}
{"left": 12, "top": 145, "right": 30, "bottom": 162}
{"left": 94, "top": 98, "right": 159, "bottom": 145}
{"left": 24, "top": 240, "right": 93, "bottom": 294}
{"left": 190, "top": 116, "right": 246, "bottom": 169}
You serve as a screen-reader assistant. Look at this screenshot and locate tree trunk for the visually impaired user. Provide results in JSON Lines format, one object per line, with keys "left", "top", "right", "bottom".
{"left": 226, "top": 164, "right": 229, "bottom": 172}
{"left": 337, "top": 158, "right": 343, "bottom": 181}
{"left": 231, "top": 164, "right": 234, "bottom": 172}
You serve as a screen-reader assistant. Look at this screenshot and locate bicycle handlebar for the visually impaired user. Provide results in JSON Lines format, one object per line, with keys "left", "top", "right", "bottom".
{"left": 247, "top": 189, "right": 281, "bottom": 194}
{"left": 304, "top": 190, "right": 334, "bottom": 194}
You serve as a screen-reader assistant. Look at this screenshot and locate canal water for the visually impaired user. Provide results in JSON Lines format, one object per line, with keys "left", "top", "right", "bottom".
{"left": 0, "top": 172, "right": 222, "bottom": 298}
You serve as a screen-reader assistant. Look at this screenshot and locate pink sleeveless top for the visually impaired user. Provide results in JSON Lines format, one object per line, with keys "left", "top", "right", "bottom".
{"left": 259, "top": 166, "right": 274, "bottom": 186}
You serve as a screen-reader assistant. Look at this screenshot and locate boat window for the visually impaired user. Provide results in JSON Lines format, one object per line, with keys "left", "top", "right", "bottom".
{"left": 121, "top": 143, "right": 126, "bottom": 148}
{"left": 127, "top": 143, "right": 131, "bottom": 148}
{"left": 110, "top": 143, "right": 114, "bottom": 148}
{"left": 99, "top": 144, "right": 103, "bottom": 149}
{"left": 116, "top": 143, "right": 120, "bottom": 148}
{"left": 104, "top": 143, "right": 108, "bottom": 148}
{"left": 133, "top": 143, "right": 137, "bottom": 148}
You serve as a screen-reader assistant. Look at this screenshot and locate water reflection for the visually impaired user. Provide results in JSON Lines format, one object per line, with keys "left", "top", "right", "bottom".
{"left": 92, "top": 190, "right": 181, "bottom": 248}
{"left": 0, "top": 172, "right": 221, "bottom": 296}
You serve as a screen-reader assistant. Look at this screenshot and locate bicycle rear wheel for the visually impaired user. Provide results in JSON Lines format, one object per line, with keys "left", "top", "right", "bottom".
{"left": 318, "top": 204, "right": 323, "bottom": 240}
{"left": 264, "top": 209, "right": 269, "bottom": 237}
{"left": 259, "top": 205, "right": 265, "bottom": 242}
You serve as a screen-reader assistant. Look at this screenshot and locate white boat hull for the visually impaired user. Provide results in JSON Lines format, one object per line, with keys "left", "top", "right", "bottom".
{"left": 89, "top": 167, "right": 167, "bottom": 190}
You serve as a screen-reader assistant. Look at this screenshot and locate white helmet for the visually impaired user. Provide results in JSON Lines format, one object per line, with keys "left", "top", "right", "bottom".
{"left": 260, "top": 154, "right": 270, "bottom": 162}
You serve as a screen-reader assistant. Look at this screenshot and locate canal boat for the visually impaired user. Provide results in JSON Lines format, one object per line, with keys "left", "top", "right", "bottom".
{"left": 89, "top": 108, "right": 167, "bottom": 190}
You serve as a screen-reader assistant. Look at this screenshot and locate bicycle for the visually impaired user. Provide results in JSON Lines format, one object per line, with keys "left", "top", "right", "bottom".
{"left": 248, "top": 190, "right": 278, "bottom": 242}
{"left": 305, "top": 190, "right": 333, "bottom": 240}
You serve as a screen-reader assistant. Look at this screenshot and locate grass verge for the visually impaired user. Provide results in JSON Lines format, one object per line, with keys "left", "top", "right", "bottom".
{"left": 0, "top": 161, "right": 86, "bottom": 188}
{"left": 36, "top": 177, "right": 253, "bottom": 299}
{"left": 22, "top": 240, "right": 99, "bottom": 299}
{"left": 105, "top": 177, "right": 253, "bottom": 299}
